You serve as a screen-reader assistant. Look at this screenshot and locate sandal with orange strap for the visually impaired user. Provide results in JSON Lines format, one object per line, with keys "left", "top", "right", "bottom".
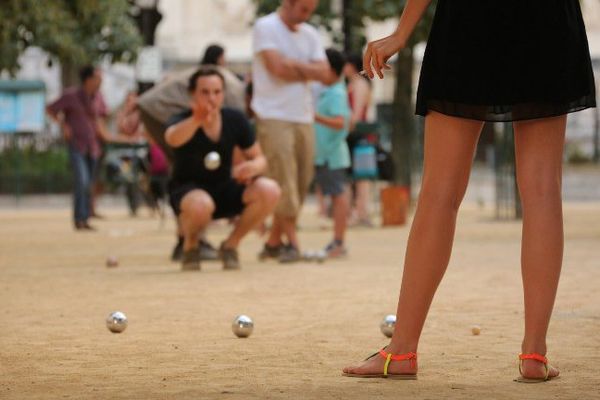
{"left": 343, "top": 348, "right": 418, "bottom": 380}
{"left": 515, "top": 353, "right": 558, "bottom": 383}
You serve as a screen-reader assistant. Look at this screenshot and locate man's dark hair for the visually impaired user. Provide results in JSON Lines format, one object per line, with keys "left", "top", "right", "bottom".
{"left": 79, "top": 65, "right": 96, "bottom": 83}
{"left": 201, "top": 44, "right": 225, "bottom": 66}
{"left": 325, "top": 48, "right": 346, "bottom": 77}
{"left": 188, "top": 66, "right": 226, "bottom": 92}
{"left": 346, "top": 53, "right": 363, "bottom": 73}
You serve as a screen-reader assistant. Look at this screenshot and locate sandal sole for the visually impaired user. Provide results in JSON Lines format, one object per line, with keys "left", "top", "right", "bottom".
{"left": 342, "top": 373, "right": 417, "bottom": 380}
{"left": 514, "top": 376, "right": 558, "bottom": 384}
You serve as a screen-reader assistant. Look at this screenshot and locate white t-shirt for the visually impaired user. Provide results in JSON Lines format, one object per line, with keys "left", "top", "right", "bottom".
{"left": 252, "top": 13, "right": 326, "bottom": 124}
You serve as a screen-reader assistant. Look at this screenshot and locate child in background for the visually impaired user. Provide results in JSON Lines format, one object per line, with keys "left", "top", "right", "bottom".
{"left": 313, "top": 49, "right": 352, "bottom": 258}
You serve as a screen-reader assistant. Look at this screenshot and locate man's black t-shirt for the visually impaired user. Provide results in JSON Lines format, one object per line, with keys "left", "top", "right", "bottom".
{"left": 167, "top": 107, "right": 255, "bottom": 188}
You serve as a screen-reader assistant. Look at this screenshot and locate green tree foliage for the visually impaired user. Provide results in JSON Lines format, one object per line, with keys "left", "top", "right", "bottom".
{"left": 0, "top": 0, "right": 142, "bottom": 78}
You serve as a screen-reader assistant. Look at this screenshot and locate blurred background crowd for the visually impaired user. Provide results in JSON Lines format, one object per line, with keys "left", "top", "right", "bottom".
{"left": 1, "top": 0, "right": 599, "bottom": 221}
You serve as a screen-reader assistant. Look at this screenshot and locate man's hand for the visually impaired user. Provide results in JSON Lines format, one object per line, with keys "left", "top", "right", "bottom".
{"left": 191, "top": 100, "right": 216, "bottom": 125}
{"left": 261, "top": 50, "right": 307, "bottom": 82}
{"left": 232, "top": 160, "right": 258, "bottom": 184}
{"left": 62, "top": 124, "right": 72, "bottom": 142}
{"left": 296, "top": 60, "right": 335, "bottom": 85}
{"left": 166, "top": 103, "right": 218, "bottom": 148}
{"left": 315, "top": 113, "right": 345, "bottom": 130}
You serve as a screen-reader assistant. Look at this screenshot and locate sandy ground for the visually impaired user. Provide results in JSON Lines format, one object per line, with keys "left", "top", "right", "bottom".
{"left": 1, "top": 198, "right": 599, "bottom": 400}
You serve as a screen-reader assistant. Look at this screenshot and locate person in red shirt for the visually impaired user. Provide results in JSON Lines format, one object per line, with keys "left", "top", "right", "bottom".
{"left": 47, "top": 66, "right": 106, "bottom": 230}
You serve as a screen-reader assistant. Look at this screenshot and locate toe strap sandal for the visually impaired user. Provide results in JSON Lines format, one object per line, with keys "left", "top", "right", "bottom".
{"left": 515, "top": 353, "right": 557, "bottom": 383}
{"left": 343, "top": 348, "right": 418, "bottom": 380}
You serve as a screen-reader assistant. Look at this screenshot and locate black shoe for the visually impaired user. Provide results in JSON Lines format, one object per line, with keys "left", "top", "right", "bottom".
{"left": 181, "top": 248, "right": 201, "bottom": 271}
{"left": 75, "top": 221, "right": 96, "bottom": 231}
{"left": 279, "top": 244, "right": 301, "bottom": 263}
{"left": 171, "top": 240, "right": 183, "bottom": 261}
{"left": 199, "top": 239, "right": 219, "bottom": 261}
{"left": 219, "top": 243, "right": 240, "bottom": 270}
{"left": 258, "top": 243, "right": 283, "bottom": 261}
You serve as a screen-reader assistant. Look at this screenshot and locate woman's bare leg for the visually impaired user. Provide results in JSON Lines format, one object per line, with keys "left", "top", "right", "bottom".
{"left": 513, "top": 115, "right": 566, "bottom": 379}
{"left": 343, "top": 111, "right": 483, "bottom": 375}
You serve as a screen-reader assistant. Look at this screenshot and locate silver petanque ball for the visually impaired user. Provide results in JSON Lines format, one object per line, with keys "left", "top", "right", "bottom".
{"left": 314, "top": 250, "right": 326, "bottom": 263}
{"left": 302, "top": 250, "right": 316, "bottom": 261}
{"left": 380, "top": 314, "right": 396, "bottom": 338}
{"left": 106, "top": 311, "right": 128, "bottom": 333}
{"left": 232, "top": 315, "right": 254, "bottom": 338}
{"left": 204, "top": 151, "right": 221, "bottom": 170}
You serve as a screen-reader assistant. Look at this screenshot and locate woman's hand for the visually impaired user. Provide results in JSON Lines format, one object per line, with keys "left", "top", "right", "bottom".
{"left": 363, "top": 31, "right": 406, "bottom": 79}
{"left": 363, "top": 0, "right": 433, "bottom": 79}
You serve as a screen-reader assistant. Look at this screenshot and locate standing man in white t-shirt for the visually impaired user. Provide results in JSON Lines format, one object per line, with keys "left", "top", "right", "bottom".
{"left": 253, "top": 0, "right": 334, "bottom": 263}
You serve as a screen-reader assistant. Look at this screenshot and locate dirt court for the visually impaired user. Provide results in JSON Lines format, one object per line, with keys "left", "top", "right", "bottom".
{"left": 1, "top": 198, "right": 599, "bottom": 399}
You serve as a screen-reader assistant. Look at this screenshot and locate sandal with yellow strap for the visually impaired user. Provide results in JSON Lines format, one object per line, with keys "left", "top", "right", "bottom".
{"left": 514, "top": 353, "right": 558, "bottom": 383}
{"left": 343, "top": 348, "right": 418, "bottom": 380}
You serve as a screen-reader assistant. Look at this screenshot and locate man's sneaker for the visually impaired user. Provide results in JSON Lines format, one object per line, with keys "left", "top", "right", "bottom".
{"left": 219, "top": 243, "right": 240, "bottom": 270}
{"left": 171, "top": 239, "right": 184, "bottom": 261}
{"left": 173, "top": 239, "right": 218, "bottom": 262}
{"left": 324, "top": 240, "right": 348, "bottom": 259}
{"left": 349, "top": 217, "right": 374, "bottom": 228}
{"left": 279, "top": 244, "right": 301, "bottom": 263}
{"left": 258, "top": 243, "right": 283, "bottom": 261}
{"left": 199, "top": 239, "right": 219, "bottom": 261}
{"left": 181, "top": 248, "right": 201, "bottom": 271}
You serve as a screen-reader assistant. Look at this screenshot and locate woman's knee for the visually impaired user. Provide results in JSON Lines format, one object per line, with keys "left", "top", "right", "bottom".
{"left": 517, "top": 171, "right": 562, "bottom": 206}
{"left": 418, "top": 179, "right": 466, "bottom": 212}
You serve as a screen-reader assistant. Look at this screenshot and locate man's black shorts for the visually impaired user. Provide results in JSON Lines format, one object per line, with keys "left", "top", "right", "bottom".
{"left": 169, "top": 180, "right": 246, "bottom": 219}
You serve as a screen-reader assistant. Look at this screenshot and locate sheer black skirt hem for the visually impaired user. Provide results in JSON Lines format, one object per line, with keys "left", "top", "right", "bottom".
{"left": 415, "top": 94, "right": 596, "bottom": 122}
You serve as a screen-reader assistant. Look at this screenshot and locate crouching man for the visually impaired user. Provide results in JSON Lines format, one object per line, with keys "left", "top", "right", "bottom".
{"left": 166, "top": 67, "right": 280, "bottom": 271}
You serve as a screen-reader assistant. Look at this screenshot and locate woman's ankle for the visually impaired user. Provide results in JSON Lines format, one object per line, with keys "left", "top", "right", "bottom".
{"left": 521, "top": 339, "right": 547, "bottom": 355}
{"left": 385, "top": 340, "right": 418, "bottom": 355}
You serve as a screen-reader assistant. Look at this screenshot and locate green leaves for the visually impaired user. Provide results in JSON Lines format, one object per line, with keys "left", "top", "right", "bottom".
{"left": 0, "top": 0, "right": 142, "bottom": 76}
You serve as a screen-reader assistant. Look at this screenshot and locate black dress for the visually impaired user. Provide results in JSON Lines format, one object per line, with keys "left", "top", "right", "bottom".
{"left": 416, "top": 0, "right": 596, "bottom": 122}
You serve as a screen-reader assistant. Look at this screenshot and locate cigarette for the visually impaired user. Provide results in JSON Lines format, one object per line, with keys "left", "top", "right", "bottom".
{"left": 358, "top": 70, "right": 368, "bottom": 76}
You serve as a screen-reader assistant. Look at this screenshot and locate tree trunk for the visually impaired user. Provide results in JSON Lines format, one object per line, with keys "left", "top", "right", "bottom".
{"left": 391, "top": 47, "right": 415, "bottom": 194}
{"left": 342, "top": 0, "right": 353, "bottom": 53}
{"left": 60, "top": 60, "right": 79, "bottom": 89}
